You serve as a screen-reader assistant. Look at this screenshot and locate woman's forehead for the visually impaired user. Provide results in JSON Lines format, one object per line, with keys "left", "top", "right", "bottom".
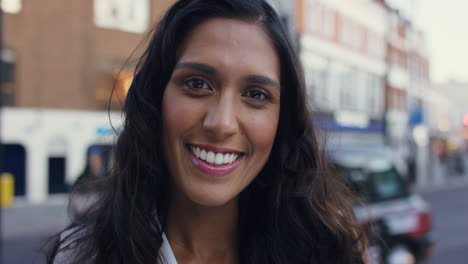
{"left": 177, "top": 18, "right": 280, "bottom": 81}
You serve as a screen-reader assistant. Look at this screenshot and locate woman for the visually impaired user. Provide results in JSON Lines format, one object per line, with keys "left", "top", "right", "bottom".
{"left": 47, "top": 0, "right": 366, "bottom": 263}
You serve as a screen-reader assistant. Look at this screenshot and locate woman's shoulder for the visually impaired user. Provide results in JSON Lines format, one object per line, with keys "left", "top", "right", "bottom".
{"left": 52, "top": 227, "right": 176, "bottom": 264}
{"left": 161, "top": 233, "right": 178, "bottom": 264}
{"left": 52, "top": 226, "right": 90, "bottom": 264}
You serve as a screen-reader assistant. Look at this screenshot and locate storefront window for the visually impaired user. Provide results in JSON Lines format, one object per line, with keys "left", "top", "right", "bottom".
{"left": 96, "top": 70, "right": 133, "bottom": 109}
{"left": 301, "top": 51, "right": 329, "bottom": 110}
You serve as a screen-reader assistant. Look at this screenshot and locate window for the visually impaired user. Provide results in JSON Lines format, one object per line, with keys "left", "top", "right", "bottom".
{"left": 96, "top": 70, "right": 133, "bottom": 109}
{"left": 301, "top": 52, "right": 329, "bottom": 109}
{"left": 366, "top": 74, "right": 384, "bottom": 116}
{"left": 323, "top": 8, "right": 336, "bottom": 39}
{"left": 306, "top": 0, "right": 323, "bottom": 35}
{"left": 1, "top": 0, "right": 21, "bottom": 14}
{"left": 354, "top": 71, "right": 368, "bottom": 113}
{"left": 48, "top": 137, "right": 68, "bottom": 194}
{"left": 333, "top": 63, "right": 356, "bottom": 110}
{"left": 340, "top": 17, "right": 361, "bottom": 49}
{"left": 94, "top": 0, "right": 150, "bottom": 34}
{"left": 369, "top": 167, "right": 408, "bottom": 201}
{"left": 338, "top": 166, "right": 408, "bottom": 203}
{"left": 0, "top": 144, "right": 26, "bottom": 196}
{"left": 1, "top": 50, "right": 16, "bottom": 106}
{"left": 368, "top": 32, "right": 385, "bottom": 59}
{"left": 48, "top": 157, "right": 67, "bottom": 194}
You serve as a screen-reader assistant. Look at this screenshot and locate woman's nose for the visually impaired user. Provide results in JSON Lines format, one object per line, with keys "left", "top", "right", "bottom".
{"left": 202, "top": 97, "right": 239, "bottom": 140}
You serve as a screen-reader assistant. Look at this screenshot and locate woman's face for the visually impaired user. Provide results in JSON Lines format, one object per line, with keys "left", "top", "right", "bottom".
{"left": 162, "top": 18, "right": 280, "bottom": 207}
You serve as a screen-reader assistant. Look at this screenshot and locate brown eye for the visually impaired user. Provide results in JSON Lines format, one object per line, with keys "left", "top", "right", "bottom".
{"left": 243, "top": 89, "right": 269, "bottom": 100}
{"left": 185, "top": 78, "right": 210, "bottom": 90}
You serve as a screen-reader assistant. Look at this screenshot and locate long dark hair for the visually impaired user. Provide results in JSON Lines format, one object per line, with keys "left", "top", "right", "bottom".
{"left": 46, "top": 0, "right": 366, "bottom": 263}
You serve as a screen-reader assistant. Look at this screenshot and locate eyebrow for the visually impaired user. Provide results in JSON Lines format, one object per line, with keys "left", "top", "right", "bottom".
{"left": 174, "top": 62, "right": 217, "bottom": 75}
{"left": 245, "top": 75, "right": 280, "bottom": 89}
{"left": 175, "top": 62, "right": 280, "bottom": 89}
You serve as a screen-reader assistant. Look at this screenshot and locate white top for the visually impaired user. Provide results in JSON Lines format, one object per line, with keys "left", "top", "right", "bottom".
{"left": 161, "top": 233, "right": 178, "bottom": 264}
{"left": 54, "top": 230, "right": 178, "bottom": 264}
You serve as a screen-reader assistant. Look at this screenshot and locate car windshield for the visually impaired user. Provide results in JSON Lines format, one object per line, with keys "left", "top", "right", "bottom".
{"left": 336, "top": 166, "right": 408, "bottom": 203}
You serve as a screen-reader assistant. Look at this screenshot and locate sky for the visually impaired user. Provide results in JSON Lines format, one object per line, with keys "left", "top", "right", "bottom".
{"left": 387, "top": 0, "right": 468, "bottom": 83}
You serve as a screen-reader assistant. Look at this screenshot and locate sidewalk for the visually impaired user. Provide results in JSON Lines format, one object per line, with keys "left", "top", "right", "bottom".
{"left": 415, "top": 173, "right": 468, "bottom": 194}
{"left": 1, "top": 194, "right": 69, "bottom": 238}
{"left": 415, "top": 152, "right": 468, "bottom": 193}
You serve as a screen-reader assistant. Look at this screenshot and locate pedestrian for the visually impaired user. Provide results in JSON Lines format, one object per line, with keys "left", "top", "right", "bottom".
{"left": 46, "top": 0, "right": 367, "bottom": 263}
{"left": 73, "top": 146, "right": 106, "bottom": 190}
{"left": 69, "top": 146, "right": 108, "bottom": 219}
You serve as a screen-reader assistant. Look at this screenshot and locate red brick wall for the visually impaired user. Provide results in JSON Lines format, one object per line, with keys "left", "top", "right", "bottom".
{"left": 4, "top": 0, "right": 176, "bottom": 110}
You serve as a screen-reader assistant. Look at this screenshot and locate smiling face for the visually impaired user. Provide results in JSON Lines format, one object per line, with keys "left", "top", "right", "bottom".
{"left": 161, "top": 18, "right": 280, "bottom": 207}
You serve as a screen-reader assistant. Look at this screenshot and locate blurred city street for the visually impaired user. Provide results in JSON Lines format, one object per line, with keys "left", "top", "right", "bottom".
{"left": 0, "top": 0, "right": 467, "bottom": 263}
{"left": 421, "top": 180, "right": 468, "bottom": 263}
{"left": 1, "top": 173, "right": 468, "bottom": 263}
{"left": 1, "top": 196, "right": 69, "bottom": 264}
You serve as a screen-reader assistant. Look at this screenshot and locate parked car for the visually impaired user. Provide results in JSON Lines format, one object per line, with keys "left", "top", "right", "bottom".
{"left": 328, "top": 145, "right": 433, "bottom": 264}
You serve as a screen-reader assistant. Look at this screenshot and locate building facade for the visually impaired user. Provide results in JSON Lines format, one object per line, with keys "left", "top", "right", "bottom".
{"left": 295, "top": 0, "right": 431, "bottom": 185}
{"left": 0, "top": 0, "right": 434, "bottom": 202}
{"left": 296, "top": 0, "right": 388, "bottom": 147}
{"left": 1, "top": 0, "right": 176, "bottom": 110}
{"left": 0, "top": 0, "right": 178, "bottom": 202}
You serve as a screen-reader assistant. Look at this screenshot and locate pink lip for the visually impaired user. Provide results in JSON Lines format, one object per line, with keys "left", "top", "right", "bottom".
{"left": 189, "top": 144, "right": 242, "bottom": 154}
{"left": 189, "top": 151, "right": 243, "bottom": 176}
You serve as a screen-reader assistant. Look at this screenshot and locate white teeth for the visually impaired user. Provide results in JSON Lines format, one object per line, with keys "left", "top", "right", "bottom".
{"left": 222, "top": 153, "right": 230, "bottom": 164}
{"left": 206, "top": 151, "right": 215, "bottom": 164}
{"left": 215, "top": 153, "right": 224, "bottom": 165}
{"left": 190, "top": 146, "right": 241, "bottom": 166}
{"left": 231, "top": 154, "right": 238, "bottom": 163}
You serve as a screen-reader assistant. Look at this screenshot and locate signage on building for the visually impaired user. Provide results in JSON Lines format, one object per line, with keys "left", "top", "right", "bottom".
{"left": 94, "top": 0, "right": 150, "bottom": 34}
{"left": 409, "top": 106, "right": 424, "bottom": 127}
{"left": 334, "top": 110, "right": 370, "bottom": 129}
{"left": 313, "top": 113, "right": 384, "bottom": 133}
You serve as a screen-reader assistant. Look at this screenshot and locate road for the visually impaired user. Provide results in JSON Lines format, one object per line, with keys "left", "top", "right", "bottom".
{"left": 1, "top": 183, "right": 468, "bottom": 263}
{"left": 421, "top": 182, "right": 468, "bottom": 264}
{"left": 1, "top": 196, "right": 69, "bottom": 264}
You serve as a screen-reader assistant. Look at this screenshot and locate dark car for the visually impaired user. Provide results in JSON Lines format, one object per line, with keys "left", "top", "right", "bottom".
{"left": 328, "top": 145, "right": 433, "bottom": 264}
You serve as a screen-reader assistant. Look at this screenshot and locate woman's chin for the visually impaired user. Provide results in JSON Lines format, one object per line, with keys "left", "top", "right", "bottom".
{"left": 186, "top": 189, "right": 237, "bottom": 208}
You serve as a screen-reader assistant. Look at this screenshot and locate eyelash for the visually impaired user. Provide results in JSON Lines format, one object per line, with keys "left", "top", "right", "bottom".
{"left": 184, "top": 78, "right": 211, "bottom": 91}
{"left": 242, "top": 88, "right": 271, "bottom": 101}
{"left": 182, "top": 77, "right": 272, "bottom": 102}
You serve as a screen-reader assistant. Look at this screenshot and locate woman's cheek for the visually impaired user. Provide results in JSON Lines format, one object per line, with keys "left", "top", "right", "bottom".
{"left": 163, "top": 86, "right": 196, "bottom": 128}
{"left": 246, "top": 110, "right": 279, "bottom": 151}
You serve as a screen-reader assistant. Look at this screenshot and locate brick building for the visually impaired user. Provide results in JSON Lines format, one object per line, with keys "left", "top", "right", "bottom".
{"left": 1, "top": 0, "right": 176, "bottom": 110}
{"left": 0, "top": 0, "right": 181, "bottom": 202}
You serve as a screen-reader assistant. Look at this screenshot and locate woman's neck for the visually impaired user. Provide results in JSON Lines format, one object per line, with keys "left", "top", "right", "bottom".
{"left": 165, "top": 193, "right": 239, "bottom": 264}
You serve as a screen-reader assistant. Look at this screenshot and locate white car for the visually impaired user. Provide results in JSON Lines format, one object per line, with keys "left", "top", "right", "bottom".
{"left": 328, "top": 145, "right": 434, "bottom": 264}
